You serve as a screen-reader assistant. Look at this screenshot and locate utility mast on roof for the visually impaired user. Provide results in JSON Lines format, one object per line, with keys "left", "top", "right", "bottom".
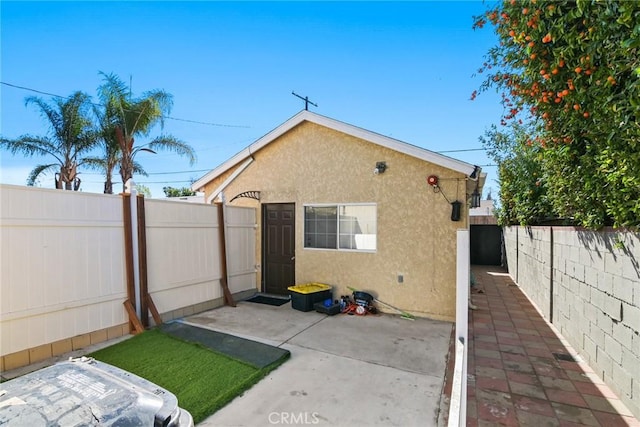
{"left": 292, "top": 91, "right": 318, "bottom": 111}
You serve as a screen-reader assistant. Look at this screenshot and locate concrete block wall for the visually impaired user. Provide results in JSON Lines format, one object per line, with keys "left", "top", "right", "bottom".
{"left": 516, "top": 227, "right": 553, "bottom": 320}
{"left": 504, "top": 226, "right": 640, "bottom": 419}
{"left": 503, "top": 227, "right": 518, "bottom": 281}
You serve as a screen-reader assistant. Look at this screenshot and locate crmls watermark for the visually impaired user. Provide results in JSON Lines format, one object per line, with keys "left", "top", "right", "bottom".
{"left": 268, "top": 412, "right": 320, "bottom": 425}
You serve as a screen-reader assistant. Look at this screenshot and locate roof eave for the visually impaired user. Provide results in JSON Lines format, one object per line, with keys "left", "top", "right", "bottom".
{"left": 192, "top": 110, "right": 479, "bottom": 191}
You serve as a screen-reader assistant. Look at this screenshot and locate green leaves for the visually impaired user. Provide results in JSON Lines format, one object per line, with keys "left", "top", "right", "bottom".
{"left": 475, "top": 0, "right": 640, "bottom": 228}
{"left": 481, "top": 123, "right": 555, "bottom": 226}
{"left": 0, "top": 91, "right": 97, "bottom": 190}
{"left": 163, "top": 186, "right": 197, "bottom": 198}
{"left": 96, "top": 73, "right": 195, "bottom": 192}
{"left": 2, "top": 73, "right": 196, "bottom": 194}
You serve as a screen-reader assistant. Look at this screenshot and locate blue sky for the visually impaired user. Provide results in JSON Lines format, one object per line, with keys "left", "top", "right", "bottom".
{"left": 1, "top": 1, "right": 502, "bottom": 198}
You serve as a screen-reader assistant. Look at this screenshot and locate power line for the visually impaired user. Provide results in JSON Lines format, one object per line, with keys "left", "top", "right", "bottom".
{"left": 139, "top": 168, "right": 210, "bottom": 176}
{"left": 84, "top": 180, "right": 195, "bottom": 185}
{"left": 1, "top": 81, "right": 250, "bottom": 128}
{"left": 137, "top": 180, "right": 195, "bottom": 184}
{"left": 81, "top": 168, "right": 211, "bottom": 176}
{"left": 436, "top": 148, "right": 486, "bottom": 153}
{"left": 4, "top": 80, "right": 496, "bottom": 175}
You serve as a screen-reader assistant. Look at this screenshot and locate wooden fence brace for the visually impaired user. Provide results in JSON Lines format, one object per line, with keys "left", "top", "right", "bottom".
{"left": 124, "top": 294, "right": 161, "bottom": 332}
{"left": 123, "top": 299, "right": 145, "bottom": 334}
{"left": 146, "top": 294, "right": 163, "bottom": 326}
{"left": 137, "top": 195, "right": 149, "bottom": 327}
{"left": 122, "top": 193, "right": 137, "bottom": 333}
{"left": 123, "top": 192, "right": 164, "bottom": 331}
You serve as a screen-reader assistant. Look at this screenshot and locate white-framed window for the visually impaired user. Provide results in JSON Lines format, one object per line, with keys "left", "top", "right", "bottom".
{"left": 304, "top": 203, "right": 377, "bottom": 251}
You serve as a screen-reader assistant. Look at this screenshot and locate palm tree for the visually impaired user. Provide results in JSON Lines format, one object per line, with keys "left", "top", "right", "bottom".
{"left": 95, "top": 72, "right": 196, "bottom": 193}
{"left": 0, "top": 92, "right": 97, "bottom": 190}
{"left": 88, "top": 94, "right": 142, "bottom": 194}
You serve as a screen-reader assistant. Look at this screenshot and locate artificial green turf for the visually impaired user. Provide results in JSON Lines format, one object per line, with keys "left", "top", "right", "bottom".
{"left": 89, "top": 329, "right": 287, "bottom": 424}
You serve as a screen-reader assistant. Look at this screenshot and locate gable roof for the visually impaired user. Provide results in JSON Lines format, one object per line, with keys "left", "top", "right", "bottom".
{"left": 192, "top": 110, "right": 480, "bottom": 193}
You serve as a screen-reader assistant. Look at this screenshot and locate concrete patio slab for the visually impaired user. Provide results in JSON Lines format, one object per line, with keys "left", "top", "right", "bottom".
{"left": 199, "top": 344, "right": 444, "bottom": 427}
{"left": 185, "top": 301, "right": 326, "bottom": 346}
{"left": 186, "top": 301, "right": 453, "bottom": 426}
{"left": 289, "top": 314, "right": 451, "bottom": 375}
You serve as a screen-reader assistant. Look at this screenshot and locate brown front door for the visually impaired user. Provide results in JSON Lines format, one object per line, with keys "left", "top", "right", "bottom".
{"left": 263, "top": 203, "right": 295, "bottom": 295}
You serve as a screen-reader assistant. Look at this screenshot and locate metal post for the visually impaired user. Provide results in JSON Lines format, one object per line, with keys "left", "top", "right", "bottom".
{"left": 292, "top": 91, "right": 317, "bottom": 110}
{"left": 126, "top": 179, "right": 142, "bottom": 319}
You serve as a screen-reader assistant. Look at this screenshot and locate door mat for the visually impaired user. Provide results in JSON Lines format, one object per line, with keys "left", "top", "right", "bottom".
{"left": 160, "top": 322, "right": 290, "bottom": 369}
{"left": 245, "top": 295, "right": 290, "bottom": 306}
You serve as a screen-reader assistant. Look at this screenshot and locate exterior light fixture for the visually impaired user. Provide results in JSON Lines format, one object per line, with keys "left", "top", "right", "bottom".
{"left": 469, "top": 165, "right": 482, "bottom": 208}
{"left": 374, "top": 161, "right": 387, "bottom": 175}
{"left": 451, "top": 200, "right": 462, "bottom": 221}
{"left": 469, "top": 165, "right": 479, "bottom": 180}
{"left": 471, "top": 187, "right": 481, "bottom": 208}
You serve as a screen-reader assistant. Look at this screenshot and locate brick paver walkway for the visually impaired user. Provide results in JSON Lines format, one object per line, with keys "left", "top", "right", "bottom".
{"left": 461, "top": 265, "right": 639, "bottom": 427}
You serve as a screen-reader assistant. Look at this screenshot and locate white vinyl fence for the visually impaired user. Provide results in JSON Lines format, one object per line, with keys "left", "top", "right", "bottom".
{"left": 0, "top": 184, "right": 256, "bottom": 367}
{"left": 144, "top": 199, "right": 257, "bottom": 313}
{"left": 448, "top": 229, "right": 470, "bottom": 427}
{"left": 0, "top": 185, "right": 127, "bottom": 357}
{"left": 224, "top": 205, "right": 258, "bottom": 294}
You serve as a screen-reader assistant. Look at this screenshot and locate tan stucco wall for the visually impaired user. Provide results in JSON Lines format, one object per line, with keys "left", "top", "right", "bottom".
{"left": 204, "top": 121, "right": 469, "bottom": 320}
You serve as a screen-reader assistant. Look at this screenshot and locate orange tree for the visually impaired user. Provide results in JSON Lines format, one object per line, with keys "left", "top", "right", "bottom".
{"left": 474, "top": 0, "right": 640, "bottom": 228}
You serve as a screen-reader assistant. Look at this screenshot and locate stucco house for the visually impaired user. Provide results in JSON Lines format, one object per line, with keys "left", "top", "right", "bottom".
{"left": 192, "top": 111, "right": 484, "bottom": 320}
